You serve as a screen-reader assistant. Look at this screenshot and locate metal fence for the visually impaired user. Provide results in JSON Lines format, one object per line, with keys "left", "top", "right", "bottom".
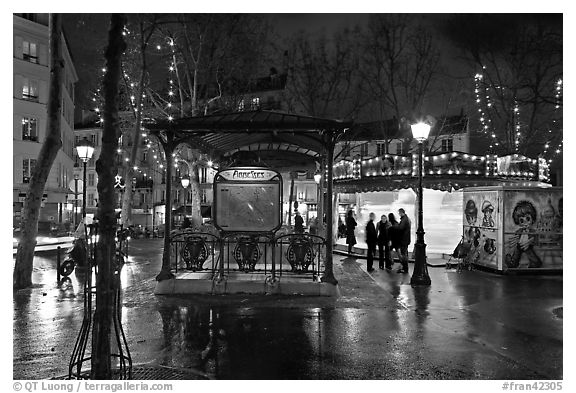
{"left": 168, "top": 229, "right": 326, "bottom": 282}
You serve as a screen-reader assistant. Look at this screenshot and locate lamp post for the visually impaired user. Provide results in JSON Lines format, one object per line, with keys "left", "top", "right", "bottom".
{"left": 73, "top": 173, "right": 79, "bottom": 228}
{"left": 181, "top": 174, "right": 190, "bottom": 222}
{"left": 314, "top": 172, "right": 322, "bottom": 235}
{"left": 75, "top": 137, "right": 95, "bottom": 220}
{"left": 410, "top": 122, "right": 431, "bottom": 286}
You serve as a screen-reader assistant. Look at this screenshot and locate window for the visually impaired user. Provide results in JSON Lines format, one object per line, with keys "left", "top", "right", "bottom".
{"left": 21, "top": 117, "right": 38, "bottom": 141}
{"left": 376, "top": 143, "right": 385, "bottom": 156}
{"left": 200, "top": 167, "right": 207, "bottom": 183}
{"left": 22, "top": 78, "right": 39, "bottom": 101}
{"left": 22, "top": 158, "right": 36, "bottom": 183}
{"left": 201, "top": 190, "right": 207, "bottom": 204}
{"left": 88, "top": 173, "right": 95, "bottom": 187}
{"left": 342, "top": 144, "right": 351, "bottom": 157}
{"left": 87, "top": 193, "right": 95, "bottom": 207}
{"left": 396, "top": 142, "right": 403, "bottom": 155}
{"left": 88, "top": 156, "right": 96, "bottom": 167}
{"left": 22, "top": 40, "right": 38, "bottom": 63}
{"left": 360, "top": 143, "right": 368, "bottom": 157}
{"left": 90, "top": 134, "right": 98, "bottom": 147}
{"left": 142, "top": 151, "right": 148, "bottom": 162}
{"left": 441, "top": 138, "right": 454, "bottom": 152}
{"left": 75, "top": 135, "right": 81, "bottom": 146}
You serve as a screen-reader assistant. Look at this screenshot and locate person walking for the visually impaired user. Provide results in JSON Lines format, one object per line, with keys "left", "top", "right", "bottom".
{"left": 376, "top": 214, "right": 392, "bottom": 270}
{"left": 397, "top": 208, "right": 412, "bottom": 274}
{"left": 365, "top": 212, "right": 378, "bottom": 272}
{"left": 345, "top": 210, "right": 357, "bottom": 255}
{"left": 388, "top": 213, "right": 400, "bottom": 269}
{"left": 294, "top": 211, "right": 304, "bottom": 234}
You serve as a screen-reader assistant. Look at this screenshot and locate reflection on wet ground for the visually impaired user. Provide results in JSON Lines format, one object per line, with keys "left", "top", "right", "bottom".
{"left": 13, "top": 241, "right": 562, "bottom": 380}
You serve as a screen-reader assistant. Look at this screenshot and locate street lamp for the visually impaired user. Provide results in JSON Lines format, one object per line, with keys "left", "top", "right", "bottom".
{"left": 314, "top": 172, "right": 323, "bottom": 234}
{"left": 181, "top": 174, "right": 190, "bottom": 221}
{"left": 410, "top": 122, "right": 431, "bottom": 286}
{"left": 76, "top": 137, "right": 95, "bottom": 220}
{"left": 73, "top": 173, "right": 79, "bottom": 228}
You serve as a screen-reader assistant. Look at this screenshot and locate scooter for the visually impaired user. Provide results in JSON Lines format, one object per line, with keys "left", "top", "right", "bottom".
{"left": 58, "top": 226, "right": 129, "bottom": 277}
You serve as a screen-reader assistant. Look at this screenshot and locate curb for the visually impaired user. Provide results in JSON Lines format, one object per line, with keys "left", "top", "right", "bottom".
{"left": 334, "top": 249, "right": 449, "bottom": 268}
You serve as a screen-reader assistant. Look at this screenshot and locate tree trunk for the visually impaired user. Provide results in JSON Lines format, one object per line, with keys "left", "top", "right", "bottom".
{"left": 13, "top": 14, "right": 63, "bottom": 290}
{"left": 189, "top": 161, "right": 202, "bottom": 226}
{"left": 91, "top": 13, "right": 126, "bottom": 380}
{"left": 120, "top": 23, "right": 148, "bottom": 227}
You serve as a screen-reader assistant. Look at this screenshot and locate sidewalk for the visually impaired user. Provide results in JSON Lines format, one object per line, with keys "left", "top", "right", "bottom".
{"left": 13, "top": 238, "right": 563, "bottom": 379}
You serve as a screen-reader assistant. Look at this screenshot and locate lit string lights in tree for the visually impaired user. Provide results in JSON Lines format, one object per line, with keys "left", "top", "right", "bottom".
{"left": 167, "top": 37, "right": 177, "bottom": 122}
{"left": 544, "top": 78, "right": 563, "bottom": 164}
{"left": 474, "top": 68, "right": 496, "bottom": 151}
{"left": 81, "top": 28, "right": 216, "bottom": 196}
{"left": 513, "top": 100, "right": 521, "bottom": 151}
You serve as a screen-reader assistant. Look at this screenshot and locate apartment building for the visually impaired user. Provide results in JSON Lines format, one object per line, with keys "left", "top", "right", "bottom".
{"left": 13, "top": 13, "right": 78, "bottom": 228}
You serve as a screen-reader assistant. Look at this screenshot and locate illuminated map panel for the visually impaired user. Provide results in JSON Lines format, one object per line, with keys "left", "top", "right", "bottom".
{"left": 214, "top": 182, "right": 281, "bottom": 232}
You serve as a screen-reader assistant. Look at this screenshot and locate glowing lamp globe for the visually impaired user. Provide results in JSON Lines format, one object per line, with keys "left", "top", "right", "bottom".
{"left": 314, "top": 173, "right": 322, "bottom": 184}
{"left": 411, "top": 122, "right": 431, "bottom": 142}
{"left": 76, "top": 137, "right": 95, "bottom": 163}
{"left": 181, "top": 175, "right": 190, "bottom": 188}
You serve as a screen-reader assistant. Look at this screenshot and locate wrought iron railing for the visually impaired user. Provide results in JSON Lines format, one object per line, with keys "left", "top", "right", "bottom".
{"left": 169, "top": 229, "right": 221, "bottom": 274}
{"left": 167, "top": 229, "right": 326, "bottom": 282}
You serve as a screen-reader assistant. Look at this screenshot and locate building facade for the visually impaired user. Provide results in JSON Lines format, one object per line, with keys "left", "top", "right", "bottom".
{"left": 13, "top": 13, "right": 78, "bottom": 229}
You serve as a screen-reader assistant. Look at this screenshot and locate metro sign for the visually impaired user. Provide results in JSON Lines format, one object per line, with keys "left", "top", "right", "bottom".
{"left": 217, "top": 168, "right": 278, "bottom": 181}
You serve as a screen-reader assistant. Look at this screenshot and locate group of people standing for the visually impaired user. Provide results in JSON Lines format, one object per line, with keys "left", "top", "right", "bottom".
{"left": 345, "top": 209, "right": 411, "bottom": 274}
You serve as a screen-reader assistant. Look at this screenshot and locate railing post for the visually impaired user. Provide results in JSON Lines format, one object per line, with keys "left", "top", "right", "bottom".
{"left": 272, "top": 237, "right": 276, "bottom": 281}
{"left": 56, "top": 246, "right": 61, "bottom": 283}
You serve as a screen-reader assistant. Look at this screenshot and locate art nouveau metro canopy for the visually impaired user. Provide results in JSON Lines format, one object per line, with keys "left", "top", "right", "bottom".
{"left": 144, "top": 109, "right": 353, "bottom": 167}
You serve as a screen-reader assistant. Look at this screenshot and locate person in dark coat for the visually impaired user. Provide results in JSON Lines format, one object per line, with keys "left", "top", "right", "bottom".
{"left": 376, "top": 214, "right": 392, "bottom": 269}
{"left": 388, "top": 213, "right": 400, "bottom": 269}
{"left": 397, "top": 208, "right": 412, "bottom": 273}
{"left": 365, "top": 212, "right": 378, "bottom": 272}
{"left": 294, "top": 211, "right": 304, "bottom": 234}
{"left": 345, "top": 210, "right": 357, "bottom": 254}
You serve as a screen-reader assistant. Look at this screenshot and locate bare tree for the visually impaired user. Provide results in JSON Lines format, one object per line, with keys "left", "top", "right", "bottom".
{"left": 359, "top": 14, "right": 440, "bottom": 150}
{"left": 443, "top": 14, "right": 562, "bottom": 158}
{"left": 285, "top": 29, "right": 366, "bottom": 120}
{"left": 13, "top": 14, "right": 64, "bottom": 290}
{"left": 119, "top": 15, "right": 158, "bottom": 226}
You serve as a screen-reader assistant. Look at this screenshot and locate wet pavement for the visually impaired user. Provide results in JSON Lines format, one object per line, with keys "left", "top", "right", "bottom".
{"left": 13, "top": 239, "right": 563, "bottom": 380}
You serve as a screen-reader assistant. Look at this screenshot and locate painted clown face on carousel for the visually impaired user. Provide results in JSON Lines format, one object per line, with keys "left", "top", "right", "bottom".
{"left": 465, "top": 199, "right": 478, "bottom": 226}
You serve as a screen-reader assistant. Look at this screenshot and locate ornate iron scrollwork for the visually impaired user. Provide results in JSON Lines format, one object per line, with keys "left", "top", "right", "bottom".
{"left": 180, "top": 236, "right": 209, "bottom": 271}
{"left": 286, "top": 235, "right": 315, "bottom": 273}
{"left": 233, "top": 236, "right": 261, "bottom": 272}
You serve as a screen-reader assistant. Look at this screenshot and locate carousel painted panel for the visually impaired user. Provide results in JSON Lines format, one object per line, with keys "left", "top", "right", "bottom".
{"left": 502, "top": 189, "right": 562, "bottom": 271}
{"left": 462, "top": 189, "right": 501, "bottom": 269}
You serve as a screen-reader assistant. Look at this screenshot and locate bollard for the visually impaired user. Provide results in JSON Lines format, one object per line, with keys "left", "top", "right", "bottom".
{"left": 56, "top": 246, "right": 61, "bottom": 283}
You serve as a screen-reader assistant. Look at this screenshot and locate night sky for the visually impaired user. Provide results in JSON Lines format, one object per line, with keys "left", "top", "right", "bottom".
{"left": 62, "top": 13, "right": 562, "bottom": 123}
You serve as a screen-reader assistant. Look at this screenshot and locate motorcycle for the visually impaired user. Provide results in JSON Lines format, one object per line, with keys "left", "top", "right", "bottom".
{"left": 58, "top": 226, "right": 129, "bottom": 278}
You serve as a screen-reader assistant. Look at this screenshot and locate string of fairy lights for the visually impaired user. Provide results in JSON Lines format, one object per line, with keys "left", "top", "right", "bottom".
{"left": 474, "top": 68, "right": 562, "bottom": 163}
{"left": 543, "top": 79, "right": 563, "bottom": 164}
{"left": 87, "top": 28, "right": 221, "bottom": 188}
